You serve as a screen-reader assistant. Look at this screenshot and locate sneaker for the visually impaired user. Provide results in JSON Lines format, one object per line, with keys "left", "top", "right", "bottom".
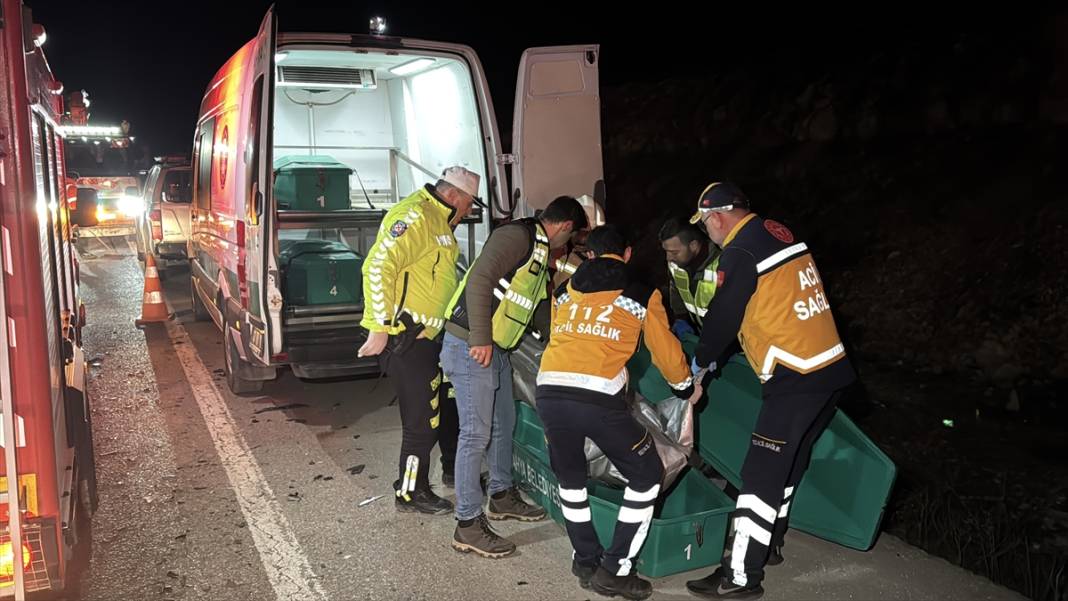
{"left": 487, "top": 487, "right": 547, "bottom": 522}
{"left": 451, "top": 514, "right": 517, "bottom": 558}
{"left": 685, "top": 571, "right": 764, "bottom": 600}
{"left": 590, "top": 567, "right": 653, "bottom": 601}
{"left": 766, "top": 546, "right": 784, "bottom": 566}
{"left": 572, "top": 559, "right": 598, "bottom": 589}
{"left": 394, "top": 487, "right": 452, "bottom": 516}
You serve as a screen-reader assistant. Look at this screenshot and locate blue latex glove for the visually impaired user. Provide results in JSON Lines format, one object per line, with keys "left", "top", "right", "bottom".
{"left": 672, "top": 319, "right": 694, "bottom": 339}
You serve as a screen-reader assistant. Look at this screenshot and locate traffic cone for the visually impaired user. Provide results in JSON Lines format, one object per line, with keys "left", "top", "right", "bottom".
{"left": 135, "top": 255, "right": 170, "bottom": 327}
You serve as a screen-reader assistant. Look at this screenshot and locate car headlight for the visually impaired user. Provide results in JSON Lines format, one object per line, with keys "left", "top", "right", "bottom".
{"left": 117, "top": 194, "right": 143, "bottom": 218}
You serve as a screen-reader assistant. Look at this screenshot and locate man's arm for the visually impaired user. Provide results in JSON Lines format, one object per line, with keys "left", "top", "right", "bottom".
{"left": 643, "top": 290, "right": 696, "bottom": 399}
{"left": 465, "top": 224, "right": 531, "bottom": 346}
{"left": 694, "top": 247, "right": 758, "bottom": 368}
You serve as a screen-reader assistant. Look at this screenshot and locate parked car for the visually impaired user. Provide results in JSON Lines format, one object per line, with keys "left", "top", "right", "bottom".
{"left": 135, "top": 157, "right": 192, "bottom": 278}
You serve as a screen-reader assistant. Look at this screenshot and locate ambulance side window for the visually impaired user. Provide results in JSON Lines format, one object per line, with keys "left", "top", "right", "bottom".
{"left": 195, "top": 117, "right": 216, "bottom": 211}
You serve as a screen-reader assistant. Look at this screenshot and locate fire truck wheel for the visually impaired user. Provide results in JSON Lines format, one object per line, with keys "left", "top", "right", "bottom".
{"left": 190, "top": 276, "right": 211, "bottom": 322}
{"left": 225, "top": 329, "right": 264, "bottom": 396}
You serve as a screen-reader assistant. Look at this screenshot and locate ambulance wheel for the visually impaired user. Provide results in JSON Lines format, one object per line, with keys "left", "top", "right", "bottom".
{"left": 190, "top": 275, "right": 211, "bottom": 322}
{"left": 225, "top": 329, "right": 264, "bottom": 396}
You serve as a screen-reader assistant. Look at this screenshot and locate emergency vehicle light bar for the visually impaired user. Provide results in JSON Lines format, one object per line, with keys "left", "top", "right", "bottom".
{"left": 57, "top": 125, "right": 123, "bottom": 138}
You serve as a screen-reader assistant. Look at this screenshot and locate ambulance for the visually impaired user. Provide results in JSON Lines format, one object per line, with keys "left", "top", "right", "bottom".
{"left": 190, "top": 9, "right": 605, "bottom": 394}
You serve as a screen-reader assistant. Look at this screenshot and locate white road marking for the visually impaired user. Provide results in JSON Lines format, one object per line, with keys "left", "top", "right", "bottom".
{"left": 163, "top": 318, "right": 328, "bottom": 601}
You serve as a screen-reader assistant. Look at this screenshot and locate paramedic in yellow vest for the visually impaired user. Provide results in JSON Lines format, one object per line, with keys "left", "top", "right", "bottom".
{"left": 684, "top": 182, "right": 855, "bottom": 600}
{"left": 658, "top": 217, "right": 720, "bottom": 335}
{"left": 537, "top": 225, "right": 702, "bottom": 600}
{"left": 442, "top": 196, "right": 589, "bottom": 558}
{"left": 356, "top": 166, "right": 479, "bottom": 516}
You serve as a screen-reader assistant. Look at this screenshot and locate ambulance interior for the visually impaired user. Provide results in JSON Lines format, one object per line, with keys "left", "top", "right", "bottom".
{"left": 272, "top": 48, "right": 491, "bottom": 273}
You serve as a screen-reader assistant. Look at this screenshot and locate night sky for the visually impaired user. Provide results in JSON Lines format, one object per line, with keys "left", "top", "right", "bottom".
{"left": 29, "top": 1, "right": 1035, "bottom": 157}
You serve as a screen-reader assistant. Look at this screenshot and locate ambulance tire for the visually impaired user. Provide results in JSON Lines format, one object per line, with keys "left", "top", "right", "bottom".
{"left": 225, "top": 328, "right": 264, "bottom": 396}
{"left": 190, "top": 275, "right": 211, "bottom": 322}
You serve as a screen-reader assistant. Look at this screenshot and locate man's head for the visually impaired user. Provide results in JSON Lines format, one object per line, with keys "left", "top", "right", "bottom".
{"left": 539, "top": 195, "right": 590, "bottom": 250}
{"left": 436, "top": 166, "right": 481, "bottom": 226}
{"left": 689, "top": 181, "right": 751, "bottom": 247}
{"left": 585, "top": 224, "right": 631, "bottom": 262}
{"left": 658, "top": 217, "right": 706, "bottom": 267}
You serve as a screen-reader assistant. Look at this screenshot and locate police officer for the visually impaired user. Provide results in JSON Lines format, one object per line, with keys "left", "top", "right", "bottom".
{"left": 442, "top": 196, "right": 588, "bottom": 558}
{"left": 658, "top": 217, "right": 720, "bottom": 334}
{"left": 356, "top": 166, "right": 479, "bottom": 515}
{"left": 684, "top": 182, "right": 855, "bottom": 600}
{"left": 537, "top": 225, "right": 702, "bottom": 600}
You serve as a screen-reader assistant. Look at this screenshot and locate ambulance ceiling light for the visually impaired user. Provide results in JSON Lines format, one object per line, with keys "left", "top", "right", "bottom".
{"left": 389, "top": 58, "right": 435, "bottom": 76}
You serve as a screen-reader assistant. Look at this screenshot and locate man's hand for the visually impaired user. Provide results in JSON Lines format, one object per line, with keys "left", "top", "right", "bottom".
{"left": 687, "top": 382, "right": 704, "bottom": 405}
{"left": 469, "top": 344, "right": 492, "bottom": 368}
{"left": 358, "top": 331, "right": 389, "bottom": 357}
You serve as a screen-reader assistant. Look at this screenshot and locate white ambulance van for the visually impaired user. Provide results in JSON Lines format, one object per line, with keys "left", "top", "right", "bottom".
{"left": 189, "top": 9, "right": 604, "bottom": 394}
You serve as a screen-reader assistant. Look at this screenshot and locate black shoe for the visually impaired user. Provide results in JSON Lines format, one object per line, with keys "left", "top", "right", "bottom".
{"left": 572, "top": 560, "right": 598, "bottom": 589}
{"left": 685, "top": 571, "right": 764, "bottom": 600}
{"left": 590, "top": 567, "right": 653, "bottom": 601}
{"left": 766, "top": 546, "right": 784, "bottom": 566}
{"left": 394, "top": 487, "right": 452, "bottom": 515}
{"left": 442, "top": 470, "right": 455, "bottom": 488}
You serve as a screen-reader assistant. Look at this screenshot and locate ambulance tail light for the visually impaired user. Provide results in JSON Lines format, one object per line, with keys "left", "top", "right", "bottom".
{"left": 236, "top": 220, "right": 248, "bottom": 308}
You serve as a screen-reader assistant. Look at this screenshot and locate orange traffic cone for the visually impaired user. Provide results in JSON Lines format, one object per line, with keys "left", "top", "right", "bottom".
{"left": 135, "top": 255, "right": 170, "bottom": 327}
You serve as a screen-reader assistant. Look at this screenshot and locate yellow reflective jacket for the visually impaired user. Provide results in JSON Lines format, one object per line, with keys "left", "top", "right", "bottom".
{"left": 360, "top": 186, "right": 459, "bottom": 338}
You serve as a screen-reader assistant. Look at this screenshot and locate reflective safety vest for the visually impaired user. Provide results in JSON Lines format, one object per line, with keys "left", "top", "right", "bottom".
{"left": 447, "top": 218, "right": 550, "bottom": 350}
{"left": 668, "top": 252, "right": 720, "bottom": 321}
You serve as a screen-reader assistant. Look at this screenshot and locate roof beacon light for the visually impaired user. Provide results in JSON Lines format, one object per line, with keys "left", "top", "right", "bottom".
{"left": 370, "top": 16, "right": 387, "bottom": 36}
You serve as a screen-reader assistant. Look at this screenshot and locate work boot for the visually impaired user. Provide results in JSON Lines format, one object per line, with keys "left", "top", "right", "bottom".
{"left": 572, "top": 559, "right": 598, "bottom": 589}
{"left": 590, "top": 567, "right": 653, "bottom": 601}
{"left": 685, "top": 570, "right": 764, "bottom": 600}
{"left": 487, "top": 487, "right": 547, "bottom": 521}
{"left": 766, "top": 545, "right": 784, "bottom": 566}
{"left": 452, "top": 514, "right": 516, "bottom": 558}
{"left": 394, "top": 487, "right": 452, "bottom": 516}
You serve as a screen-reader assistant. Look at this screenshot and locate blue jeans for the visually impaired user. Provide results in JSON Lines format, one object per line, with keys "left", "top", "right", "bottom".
{"left": 440, "top": 332, "right": 516, "bottom": 521}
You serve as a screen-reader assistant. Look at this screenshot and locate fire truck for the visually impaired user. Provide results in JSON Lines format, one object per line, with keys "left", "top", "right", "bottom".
{"left": 0, "top": 0, "right": 97, "bottom": 597}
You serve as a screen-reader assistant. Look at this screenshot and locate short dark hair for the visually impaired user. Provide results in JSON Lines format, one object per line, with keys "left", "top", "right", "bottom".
{"left": 658, "top": 217, "right": 704, "bottom": 245}
{"left": 540, "top": 196, "right": 589, "bottom": 230}
{"left": 586, "top": 224, "right": 628, "bottom": 256}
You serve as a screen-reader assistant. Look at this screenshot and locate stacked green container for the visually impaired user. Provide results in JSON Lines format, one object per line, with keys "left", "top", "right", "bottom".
{"left": 626, "top": 335, "right": 897, "bottom": 551}
{"left": 278, "top": 239, "right": 363, "bottom": 306}
{"left": 273, "top": 155, "right": 353, "bottom": 211}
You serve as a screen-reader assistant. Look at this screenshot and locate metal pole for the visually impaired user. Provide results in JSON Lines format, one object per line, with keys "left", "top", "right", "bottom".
{"left": 0, "top": 208, "right": 26, "bottom": 600}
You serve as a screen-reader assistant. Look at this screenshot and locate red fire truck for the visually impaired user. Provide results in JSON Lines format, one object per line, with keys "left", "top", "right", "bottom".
{"left": 0, "top": 1, "right": 97, "bottom": 597}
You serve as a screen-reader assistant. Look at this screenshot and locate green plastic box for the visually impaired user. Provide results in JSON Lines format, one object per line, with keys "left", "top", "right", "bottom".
{"left": 279, "top": 239, "right": 362, "bottom": 306}
{"left": 273, "top": 155, "right": 352, "bottom": 211}
{"left": 626, "top": 336, "right": 897, "bottom": 551}
{"left": 512, "top": 401, "right": 733, "bottom": 578}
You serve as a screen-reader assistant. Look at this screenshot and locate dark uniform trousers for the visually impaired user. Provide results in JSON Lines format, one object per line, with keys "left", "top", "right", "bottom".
{"left": 729, "top": 388, "right": 843, "bottom": 588}
{"left": 437, "top": 375, "right": 459, "bottom": 477}
{"left": 380, "top": 337, "right": 444, "bottom": 491}
{"left": 536, "top": 395, "right": 664, "bottom": 577}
